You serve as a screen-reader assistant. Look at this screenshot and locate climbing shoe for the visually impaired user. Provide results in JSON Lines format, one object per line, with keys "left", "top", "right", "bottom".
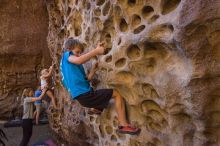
{"left": 51, "top": 108, "right": 62, "bottom": 113}
{"left": 116, "top": 125, "right": 141, "bottom": 135}
{"left": 88, "top": 108, "right": 102, "bottom": 115}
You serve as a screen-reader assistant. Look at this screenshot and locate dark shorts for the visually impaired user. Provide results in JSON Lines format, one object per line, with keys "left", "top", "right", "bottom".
{"left": 76, "top": 89, "right": 113, "bottom": 111}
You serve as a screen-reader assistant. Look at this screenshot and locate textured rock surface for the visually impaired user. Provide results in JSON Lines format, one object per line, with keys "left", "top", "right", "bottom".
{"left": 46, "top": 0, "right": 220, "bottom": 146}
{"left": 0, "top": 0, "right": 50, "bottom": 119}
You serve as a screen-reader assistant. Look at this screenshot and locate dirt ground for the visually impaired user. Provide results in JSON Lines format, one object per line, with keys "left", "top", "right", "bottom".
{"left": 0, "top": 123, "right": 57, "bottom": 146}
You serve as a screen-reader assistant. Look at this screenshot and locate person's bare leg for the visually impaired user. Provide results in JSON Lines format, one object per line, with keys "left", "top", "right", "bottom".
{"left": 33, "top": 110, "right": 37, "bottom": 119}
{"left": 112, "top": 90, "right": 129, "bottom": 126}
{"left": 36, "top": 111, "right": 40, "bottom": 125}
{"left": 46, "top": 90, "right": 57, "bottom": 109}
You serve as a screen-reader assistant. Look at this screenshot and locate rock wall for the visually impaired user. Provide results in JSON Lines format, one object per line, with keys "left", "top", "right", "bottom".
{"left": 46, "top": 0, "right": 220, "bottom": 146}
{"left": 0, "top": 0, "right": 51, "bottom": 119}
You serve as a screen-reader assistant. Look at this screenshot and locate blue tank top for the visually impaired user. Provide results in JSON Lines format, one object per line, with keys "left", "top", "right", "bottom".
{"left": 34, "top": 90, "right": 42, "bottom": 105}
{"left": 60, "top": 51, "right": 91, "bottom": 99}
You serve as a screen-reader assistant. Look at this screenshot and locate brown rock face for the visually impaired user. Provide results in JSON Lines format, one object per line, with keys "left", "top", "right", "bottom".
{"left": 46, "top": 0, "right": 220, "bottom": 146}
{"left": 0, "top": 0, "right": 50, "bottom": 119}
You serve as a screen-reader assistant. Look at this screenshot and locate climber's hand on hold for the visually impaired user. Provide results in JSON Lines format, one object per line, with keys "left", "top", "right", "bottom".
{"left": 95, "top": 42, "right": 106, "bottom": 55}
{"left": 49, "top": 65, "right": 53, "bottom": 70}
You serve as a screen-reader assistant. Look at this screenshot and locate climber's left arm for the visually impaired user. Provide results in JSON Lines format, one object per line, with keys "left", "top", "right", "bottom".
{"left": 87, "top": 62, "right": 98, "bottom": 81}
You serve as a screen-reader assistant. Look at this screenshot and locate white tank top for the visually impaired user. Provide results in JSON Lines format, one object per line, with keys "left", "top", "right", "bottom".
{"left": 41, "top": 79, "right": 48, "bottom": 89}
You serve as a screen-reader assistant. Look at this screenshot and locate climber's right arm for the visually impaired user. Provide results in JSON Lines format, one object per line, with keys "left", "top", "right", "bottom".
{"left": 24, "top": 90, "right": 47, "bottom": 102}
{"left": 68, "top": 43, "right": 106, "bottom": 65}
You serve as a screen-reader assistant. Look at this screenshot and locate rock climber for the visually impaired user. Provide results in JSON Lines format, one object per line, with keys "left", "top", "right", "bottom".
{"left": 60, "top": 38, "right": 141, "bottom": 135}
{"left": 40, "top": 65, "right": 58, "bottom": 109}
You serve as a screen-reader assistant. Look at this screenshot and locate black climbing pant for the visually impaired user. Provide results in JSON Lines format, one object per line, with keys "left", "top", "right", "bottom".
{"left": 20, "top": 119, "right": 33, "bottom": 146}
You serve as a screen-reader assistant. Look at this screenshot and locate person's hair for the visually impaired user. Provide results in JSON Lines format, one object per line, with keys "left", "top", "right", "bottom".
{"left": 21, "top": 88, "right": 34, "bottom": 98}
{"left": 64, "top": 38, "right": 84, "bottom": 52}
{"left": 41, "top": 69, "right": 48, "bottom": 75}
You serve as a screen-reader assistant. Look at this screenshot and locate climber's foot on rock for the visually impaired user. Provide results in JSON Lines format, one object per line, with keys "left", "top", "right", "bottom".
{"left": 51, "top": 108, "right": 61, "bottom": 113}
{"left": 116, "top": 125, "right": 141, "bottom": 135}
{"left": 48, "top": 105, "right": 61, "bottom": 113}
{"left": 88, "top": 108, "right": 102, "bottom": 115}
